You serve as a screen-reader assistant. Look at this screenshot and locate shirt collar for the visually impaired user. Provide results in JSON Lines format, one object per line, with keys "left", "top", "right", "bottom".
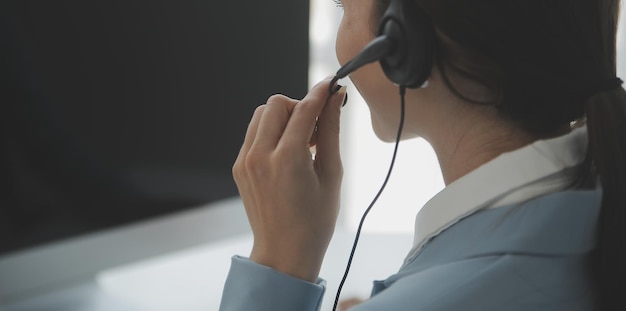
{"left": 406, "top": 126, "right": 588, "bottom": 260}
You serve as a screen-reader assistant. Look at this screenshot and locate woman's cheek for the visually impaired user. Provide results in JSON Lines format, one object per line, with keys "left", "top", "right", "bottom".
{"left": 335, "top": 19, "right": 355, "bottom": 67}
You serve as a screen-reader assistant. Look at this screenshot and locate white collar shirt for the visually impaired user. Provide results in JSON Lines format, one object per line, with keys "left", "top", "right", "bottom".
{"left": 404, "top": 126, "right": 589, "bottom": 263}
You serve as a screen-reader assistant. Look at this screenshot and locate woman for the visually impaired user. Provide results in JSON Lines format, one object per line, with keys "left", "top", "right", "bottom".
{"left": 220, "top": 0, "right": 625, "bottom": 310}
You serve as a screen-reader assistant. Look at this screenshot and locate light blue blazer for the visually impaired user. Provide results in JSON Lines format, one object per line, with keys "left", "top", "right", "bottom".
{"left": 220, "top": 189, "right": 600, "bottom": 310}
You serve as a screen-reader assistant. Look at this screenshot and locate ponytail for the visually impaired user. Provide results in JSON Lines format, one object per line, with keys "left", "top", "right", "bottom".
{"left": 584, "top": 0, "right": 626, "bottom": 308}
{"left": 586, "top": 84, "right": 626, "bottom": 310}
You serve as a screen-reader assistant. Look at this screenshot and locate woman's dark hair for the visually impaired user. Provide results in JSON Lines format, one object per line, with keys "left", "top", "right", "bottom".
{"left": 375, "top": 0, "right": 626, "bottom": 309}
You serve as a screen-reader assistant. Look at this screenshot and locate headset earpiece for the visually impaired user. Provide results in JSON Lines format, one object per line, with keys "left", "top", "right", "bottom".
{"left": 378, "top": 0, "right": 435, "bottom": 88}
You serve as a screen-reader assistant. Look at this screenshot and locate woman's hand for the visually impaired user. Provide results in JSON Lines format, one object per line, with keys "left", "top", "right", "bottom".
{"left": 232, "top": 77, "right": 347, "bottom": 282}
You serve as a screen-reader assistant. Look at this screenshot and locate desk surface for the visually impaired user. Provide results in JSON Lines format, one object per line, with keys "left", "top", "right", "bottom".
{"left": 4, "top": 230, "right": 413, "bottom": 311}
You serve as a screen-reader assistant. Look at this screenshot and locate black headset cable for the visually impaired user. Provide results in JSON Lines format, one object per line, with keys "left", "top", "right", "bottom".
{"left": 331, "top": 85, "right": 407, "bottom": 311}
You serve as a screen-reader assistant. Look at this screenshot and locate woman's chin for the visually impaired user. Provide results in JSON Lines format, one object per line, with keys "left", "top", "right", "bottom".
{"left": 371, "top": 118, "right": 420, "bottom": 143}
{"left": 371, "top": 119, "right": 400, "bottom": 143}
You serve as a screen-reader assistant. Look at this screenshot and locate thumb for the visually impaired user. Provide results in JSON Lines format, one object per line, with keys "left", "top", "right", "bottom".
{"left": 314, "top": 86, "right": 346, "bottom": 180}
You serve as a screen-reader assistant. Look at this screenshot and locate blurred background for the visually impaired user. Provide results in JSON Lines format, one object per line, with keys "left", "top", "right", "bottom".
{"left": 0, "top": 0, "right": 308, "bottom": 255}
{"left": 1, "top": 0, "right": 625, "bottom": 310}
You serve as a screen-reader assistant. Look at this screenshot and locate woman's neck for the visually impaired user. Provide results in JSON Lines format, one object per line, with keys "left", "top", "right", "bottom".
{"left": 426, "top": 107, "right": 537, "bottom": 185}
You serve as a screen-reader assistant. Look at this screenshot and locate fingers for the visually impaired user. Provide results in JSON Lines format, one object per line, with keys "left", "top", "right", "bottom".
{"left": 314, "top": 86, "right": 346, "bottom": 179}
{"left": 234, "top": 95, "right": 298, "bottom": 203}
{"left": 278, "top": 77, "right": 336, "bottom": 153}
{"left": 233, "top": 105, "right": 266, "bottom": 210}
{"left": 250, "top": 95, "right": 299, "bottom": 152}
{"left": 238, "top": 76, "right": 343, "bottom": 168}
{"left": 237, "top": 105, "right": 266, "bottom": 160}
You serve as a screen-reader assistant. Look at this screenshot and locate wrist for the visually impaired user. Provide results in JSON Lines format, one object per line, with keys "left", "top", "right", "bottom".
{"left": 249, "top": 244, "right": 326, "bottom": 283}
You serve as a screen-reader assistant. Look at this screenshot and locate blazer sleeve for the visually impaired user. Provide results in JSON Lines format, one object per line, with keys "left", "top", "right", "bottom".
{"left": 219, "top": 256, "right": 326, "bottom": 311}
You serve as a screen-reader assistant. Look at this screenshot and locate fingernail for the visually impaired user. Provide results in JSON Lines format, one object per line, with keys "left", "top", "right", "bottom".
{"left": 334, "top": 83, "right": 343, "bottom": 93}
{"left": 335, "top": 85, "right": 348, "bottom": 107}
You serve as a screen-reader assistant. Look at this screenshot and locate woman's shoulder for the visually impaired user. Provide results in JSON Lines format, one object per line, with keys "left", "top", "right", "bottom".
{"left": 362, "top": 251, "right": 595, "bottom": 311}
{"left": 359, "top": 189, "right": 600, "bottom": 311}
{"left": 410, "top": 189, "right": 601, "bottom": 267}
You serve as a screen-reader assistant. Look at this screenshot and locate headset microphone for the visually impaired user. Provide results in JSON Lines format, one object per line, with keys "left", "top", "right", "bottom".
{"left": 329, "top": 35, "right": 395, "bottom": 94}
{"left": 334, "top": 36, "right": 395, "bottom": 82}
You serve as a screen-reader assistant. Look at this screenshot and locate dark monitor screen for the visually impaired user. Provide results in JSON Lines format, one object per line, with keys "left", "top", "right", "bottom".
{"left": 0, "top": 1, "right": 309, "bottom": 256}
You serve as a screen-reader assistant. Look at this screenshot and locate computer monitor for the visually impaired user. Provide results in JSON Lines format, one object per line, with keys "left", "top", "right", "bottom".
{"left": 0, "top": 0, "right": 309, "bottom": 303}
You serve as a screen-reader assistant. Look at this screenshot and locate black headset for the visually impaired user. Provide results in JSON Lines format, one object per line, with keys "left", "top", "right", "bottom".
{"left": 332, "top": 0, "right": 435, "bottom": 89}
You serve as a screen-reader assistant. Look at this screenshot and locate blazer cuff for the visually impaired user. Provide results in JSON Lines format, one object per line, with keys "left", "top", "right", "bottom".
{"left": 220, "top": 255, "right": 326, "bottom": 311}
